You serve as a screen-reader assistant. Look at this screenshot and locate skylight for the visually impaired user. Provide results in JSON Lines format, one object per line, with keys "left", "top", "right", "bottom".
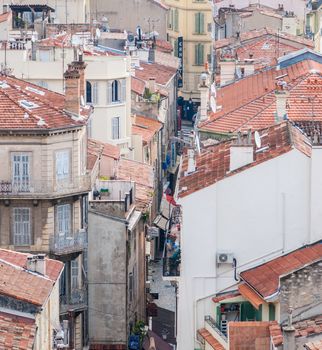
{"left": 19, "top": 100, "right": 39, "bottom": 110}
{"left": 25, "top": 86, "right": 45, "bottom": 96}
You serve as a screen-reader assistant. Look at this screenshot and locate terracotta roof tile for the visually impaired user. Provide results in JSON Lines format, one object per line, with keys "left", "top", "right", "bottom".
{"left": 198, "top": 328, "right": 225, "bottom": 350}
{"left": 240, "top": 242, "right": 322, "bottom": 298}
{"left": 200, "top": 60, "right": 322, "bottom": 134}
{"left": 305, "top": 339, "right": 322, "bottom": 350}
{"left": 179, "top": 121, "right": 311, "bottom": 198}
{"left": 0, "top": 249, "right": 63, "bottom": 306}
{"left": 116, "top": 159, "right": 154, "bottom": 211}
{"left": 156, "top": 39, "right": 173, "bottom": 53}
{"left": 269, "top": 321, "right": 283, "bottom": 346}
{"left": 0, "top": 75, "right": 91, "bottom": 131}
{"left": 0, "top": 12, "right": 10, "bottom": 23}
{"left": 135, "top": 62, "right": 177, "bottom": 86}
{"left": 131, "top": 76, "right": 146, "bottom": 95}
{"left": 132, "top": 115, "right": 162, "bottom": 143}
{"left": 238, "top": 283, "right": 265, "bottom": 309}
{"left": 212, "top": 291, "right": 240, "bottom": 303}
{"left": 0, "top": 311, "right": 36, "bottom": 350}
{"left": 87, "top": 138, "right": 120, "bottom": 171}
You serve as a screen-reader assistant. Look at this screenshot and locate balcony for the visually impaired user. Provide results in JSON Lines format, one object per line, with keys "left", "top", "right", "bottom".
{"left": 50, "top": 229, "right": 87, "bottom": 257}
{"left": 0, "top": 175, "right": 91, "bottom": 199}
{"left": 204, "top": 315, "right": 228, "bottom": 348}
{"left": 60, "top": 287, "right": 88, "bottom": 314}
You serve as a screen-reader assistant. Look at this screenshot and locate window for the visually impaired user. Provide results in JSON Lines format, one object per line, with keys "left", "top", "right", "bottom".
{"left": 13, "top": 208, "right": 31, "bottom": 245}
{"left": 112, "top": 117, "right": 120, "bottom": 140}
{"left": 195, "top": 43, "right": 204, "bottom": 65}
{"left": 55, "top": 150, "right": 70, "bottom": 181}
{"left": 39, "top": 49, "right": 51, "bottom": 62}
{"left": 173, "top": 39, "right": 178, "bottom": 58}
{"left": 174, "top": 9, "right": 179, "bottom": 31}
{"left": 71, "top": 258, "right": 79, "bottom": 290}
{"left": 107, "top": 79, "right": 126, "bottom": 104}
{"left": 12, "top": 153, "right": 30, "bottom": 192}
{"left": 56, "top": 204, "right": 71, "bottom": 237}
{"left": 86, "top": 81, "right": 98, "bottom": 104}
{"left": 195, "top": 12, "right": 205, "bottom": 34}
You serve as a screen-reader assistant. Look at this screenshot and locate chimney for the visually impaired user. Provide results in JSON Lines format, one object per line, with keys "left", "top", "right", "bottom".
{"left": 26, "top": 254, "right": 46, "bottom": 275}
{"left": 275, "top": 80, "right": 289, "bottom": 123}
{"left": 186, "top": 148, "right": 196, "bottom": 174}
{"left": 283, "top": 309, "right": 295, "bottom": 350}
{"left": 199, "top": 73, "right": 210, "bottom": 121}
{"left": 220, "top": 60, "right": 236, "bottom": 86}
{"left": 230, "top": 131, "right": 254, "bottom": 171}
{"left": 148, "top": 77, "right": 156, "bottom": 94}
{"left": 64, "top": 64, "right": 81, "bottom": 115}
{"left": 71, "top": 53, "right": 87, "bottom": 103}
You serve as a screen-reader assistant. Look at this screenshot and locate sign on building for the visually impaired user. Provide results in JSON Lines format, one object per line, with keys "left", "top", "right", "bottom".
{"left": 177, "top": 36, "right": 183, "bottom": 88}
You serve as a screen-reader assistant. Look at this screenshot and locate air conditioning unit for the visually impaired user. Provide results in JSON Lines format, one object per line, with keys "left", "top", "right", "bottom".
{"left": 216, "top": 252, "right": 234, "bottom": 265}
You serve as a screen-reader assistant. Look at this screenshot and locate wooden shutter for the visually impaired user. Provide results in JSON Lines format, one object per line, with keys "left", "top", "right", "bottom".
{"left": 112, "top": 117, "right": 120, "bottom": 139}
{"left": 174, "top": 9, "right": 179, "bottom": 31}
{"left": 121, "top": 79, "right": 126, "bottom": 102}
{"left": 93, "top": 81, "right": 98, "bottom": 104}
{"left": 199, "top": 44, "right": 204, "bottom": 65}
{"left": 56, "top": 151, "right": 69, "bottom": 180}
{"left": 195, "top": 44, "right": 199, "bottom": 65}
{"left": 13, "top": 208, "right": 30, "bottom": 245}
{"left": 195, "top": 13, "right": 199, "bottom": 33}
{"left": 200, "top": 13, "right": 204, "bottom": 33}
{"left": 107, "top": 81, "right": 112, "bottom": 104}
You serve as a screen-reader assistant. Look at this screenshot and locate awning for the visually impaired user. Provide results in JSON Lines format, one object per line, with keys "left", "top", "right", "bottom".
{"left": 128, "top": 210, "right": 141, "bottom": 231}
{"left": 238, "top": 283, "right": 266, "bottom": 310}
{"left": 153, "top": 214, "right": 168, "bottom": 231}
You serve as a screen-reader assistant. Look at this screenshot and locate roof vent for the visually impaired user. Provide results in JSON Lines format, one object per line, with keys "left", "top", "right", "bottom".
{"left": 0, "top": 81, "right": 9, "bottom": 89}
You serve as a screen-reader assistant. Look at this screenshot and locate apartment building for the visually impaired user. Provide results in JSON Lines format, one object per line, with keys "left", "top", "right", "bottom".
{"left": 0, "top": 35, "right": 132, "bottom": 155}
{"left": 0, "top": 65, "right": 92, "bottom": 349}
{"left": 163, "top": 0, "right": 212, "bottom": 102}
{"left": 0, "top": 250, "right": 64, "bottom": 350}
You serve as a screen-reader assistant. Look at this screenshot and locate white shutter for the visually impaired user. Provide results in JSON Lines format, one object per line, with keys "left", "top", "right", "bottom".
{"left": 64, "top": 204, "right": 71, "bottom": 237}
{"left": 56, "top": 150, "right": 70, "bottom": 180}
{"left": 121, "top": 79, "right": 126, "bottom": 103}
{"left": 13, "top": 208, "right": 30, "bottom": 245}
{"left": 107, "top": 81, "right": 112, "bottom": 104}
{"left": 57, "top": 204, "right": 71, "bottom": 236}
{"left": 93, "top": 82, "right": 98, "bottom": 104}
{"left": 57, "top": 205, "right": 64, "bottom": 235}
{"left": 12, "top": 154, "right": 30, "bottom": 191}
{"left": 112, "top": 117, "right": 120, "bottom": 139}
{"left": 56, "top": 152, "right": 63, "bottom": 179}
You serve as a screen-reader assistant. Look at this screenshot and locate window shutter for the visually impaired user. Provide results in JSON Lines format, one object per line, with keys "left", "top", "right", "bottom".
{"left": 174, "top": 39, "right": 178, "bottom": 58}
{"left": 195, "top": 13, "right": 199, "bottom": 33}
{"left": 174, "top": 9, "right": 178, "bottom": 31}
{"left": 13, "top": 208, "right": 30, "bottom": 245}
{"left": 121, "top": 79, "right": 126, "bottom": 102}
{"left": 56, "top": 152, "right": 63, "bottom": 179}
{"left": 200, "top": 13, "right": 204, "bottom": 33}
{"left": 57, "top": 205, "right": 63, "bottom": 234}
{"left": 56, "top": 151, "right": 70, "bottom": 180}
{"left": 199, "top": 44, "right": 204, "bottom": 65}
{"left": 93, "top": 82, "right": 98, "bottom": 104}
{"left": 107, "top": 81, "right": 112, "bottom": 104}
{"left": 195, "top": 44, "right": 199, "bottom": 65}
{"left": 112, "top": 117, "right": 120, "bottom": 139}
{"left": 64, "top": 204, "right": 71, "bottom": 236}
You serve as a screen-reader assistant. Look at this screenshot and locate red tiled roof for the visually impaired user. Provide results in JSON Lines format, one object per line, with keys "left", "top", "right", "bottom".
{"left": 229, "top": 321, "right": 271, "bottom": 350}
{"left": 116, "top": 159, "right": 154, "bottom": 211}
{"left": 294, "top": 315, "right": 322, "bottom": 338}
{"left": 131, "top": 76, "right": 146, "bottom": 96}
{"left": 305, "top": 340, "right": 322, "bottom": 350}
{"left": 179, "top": 121, "right": 311, "bottom": 198}
{"left": 0, "top": 75, "right": 91, "bottom": 131}
{"left": 269, "top": 321, "right": 283, "bottom": 346}
{"left": 132, "top": 115, "right": 162, "bottom": 143}
{"left": 198, "top": 328, "right": 225, "bottom": 350}
{"left": 240, "top": 242, "right": 322, "bottom": 298}
{"left": 156, "top": 39, "right": 173, "bottom": 53}
{"left": 200, "top": 60, "right": 322, "bottom": 134}
{"left": 135, "top": 62, "right": 177, "bottom": 86}
{"left": 0, "top": 311, "right": 36, "bottom": 350}
{"left": 87, "top": 138, "right": 120, "bottom": 170}
{"left": 238, "top": 283, "right": 265, "bottom": 309}
{"left": 0, "top": 11, "right": 10, "bottom": 23}
{"left": 212, "top": 291, "right": 240, "bottom": 303}
{"left": 0, "top": 249, "right": 63, "bottom": 306}
{"left": 39, "top": 33, "right": 71, "bottom": 47}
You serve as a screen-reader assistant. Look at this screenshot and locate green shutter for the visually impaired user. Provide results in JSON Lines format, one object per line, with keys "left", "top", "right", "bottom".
{"left": 195, "top": 44, "right": 199, "bottom": 65}
{"left": 174, "top": 39, "right": 178, "bottom": 57}
{"left": 195, "top": 13, "right": 199, "bottom": 33}
{"left": 174, "top": 9, "right": 179, "bottom": 31}
{"left": 171, "top": 9, "right": 175, "bottom": 29}
{"left": 199, "top": 44, "right": 204, "bottom": 65}
{"left": 269, "top": 304, "right": 276, "bottom": 321}
{"left": 200, "top": 13, "right": 204, "bottom": 33}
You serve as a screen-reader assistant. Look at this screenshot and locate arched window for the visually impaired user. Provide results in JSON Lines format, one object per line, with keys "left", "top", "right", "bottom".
{"left": 112, "top": 80, "right": 120, "bottom": 102}
{"left": 86, "top": 81, "right": 92, "bottom": 103}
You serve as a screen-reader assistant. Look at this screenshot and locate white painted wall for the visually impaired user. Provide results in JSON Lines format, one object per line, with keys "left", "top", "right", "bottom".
{"left": 177, "top": 148, "right": 315, "bottom": 350}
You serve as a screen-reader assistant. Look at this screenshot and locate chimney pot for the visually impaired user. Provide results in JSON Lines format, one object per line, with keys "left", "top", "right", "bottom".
{"left": 64, "top": 65, "right": 81, "bottom": 115}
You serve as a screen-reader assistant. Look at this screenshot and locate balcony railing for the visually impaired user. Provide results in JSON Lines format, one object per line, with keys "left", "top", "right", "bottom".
{"left": 0, "top": 175, "right": 91, "bottom": 198}
{"left": 50, "top": 229, "right": 87, "bottom": 256}
{"left": 163, "top": 255, "right": 180, "bottom": 278}
{"left": 60, "top": 287, "right": 87, "bottom": 314}
{"left": 205, "top": 315, "right": 228, "bottom": 342}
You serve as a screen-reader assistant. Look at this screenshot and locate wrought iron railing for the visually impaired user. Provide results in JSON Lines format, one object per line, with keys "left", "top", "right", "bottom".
{"left": 0, "top": 175, "right": 91, "bottom": 197}
{"left": 204, "top": 315, "right": 228, "bottom": 342}
{"left": 60, "top": 287, "right": 87, "bottom": 313}
{"left": 50, "top": 229, "right": 87, "bottom": 255}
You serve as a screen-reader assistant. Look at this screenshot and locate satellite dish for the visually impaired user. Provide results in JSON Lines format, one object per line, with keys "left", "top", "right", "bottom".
{"left": 95, "top": 28, "right": 101, "bottom": 39}
{"left": 254, "top": 131, "right": 261, "bottom": 148}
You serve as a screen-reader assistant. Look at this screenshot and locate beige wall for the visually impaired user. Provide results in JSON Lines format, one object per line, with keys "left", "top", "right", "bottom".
{"left": 164, "top": 0, "right": 212, "bottom": 100}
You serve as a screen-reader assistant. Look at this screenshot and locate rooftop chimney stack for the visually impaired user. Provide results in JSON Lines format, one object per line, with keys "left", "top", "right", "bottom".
{"left": 71, "top": 53, "right": 87, "bottom": 103}
{"left": 283, "top": 309, "right": 295, "bottom": 350}
{"left": 275, "top": 80, "right": 289, "bottom": 123}
{"left": 199, "top": 73, "right": 210, "bottom": 121}
{"left": 148, "top": 77, "right": 156, "bottom": 94}
{"left": 230, "top": 131, "right": 254, "bottom": 171}
{"left": 64, "top": 64, "right": 81, "bottom": 115}
{"left": 26, "top": 254, "right": 46, "bottom": 276}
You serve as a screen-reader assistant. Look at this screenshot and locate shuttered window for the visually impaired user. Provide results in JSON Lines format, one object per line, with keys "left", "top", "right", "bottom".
{"left": 174, "top": 9, "right": 179, "bottom": 31}
{"left": 112, "top": 117, "right": 120, "bottom": 140}
{"left": 71, "top": 259, "right": 79, "bottom": 290}
{"left": 195, "top": 43, "right": 204, "bottom": 65}
{"left": 92, "top": 81, "right": 98, "bottom": 104}
{"left": 195, "top": 12, "right": 205, "bottom": 34}
{"left": 174, "top": 38, "right": 178, "bottom": 57}
{"left": 56, "top": 150, "right": 70, "bottom": 180}
{"left": 12, "top": 153, "right": 30, "bottom": 192}
{"left": 13, "top": 208, "right": 31, "bottom": 246}
{"left": 57, "top": 204, "right": 71, "bottom": 237}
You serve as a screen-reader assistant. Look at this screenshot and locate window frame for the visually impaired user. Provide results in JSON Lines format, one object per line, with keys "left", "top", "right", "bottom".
{"left": 11, "top": 152, "right": 31, "bottom": 192}
{"left": 55, "top": 149, "right": 71, "bottom": 181}
{"left": 12, "top": 207, "right": 31, "bottom": 246}
{"left": 56, "top": 203, "right": 72, "bottom": 238}
{"left": 112, "top": 116, "right": 120, "bottom": 140}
